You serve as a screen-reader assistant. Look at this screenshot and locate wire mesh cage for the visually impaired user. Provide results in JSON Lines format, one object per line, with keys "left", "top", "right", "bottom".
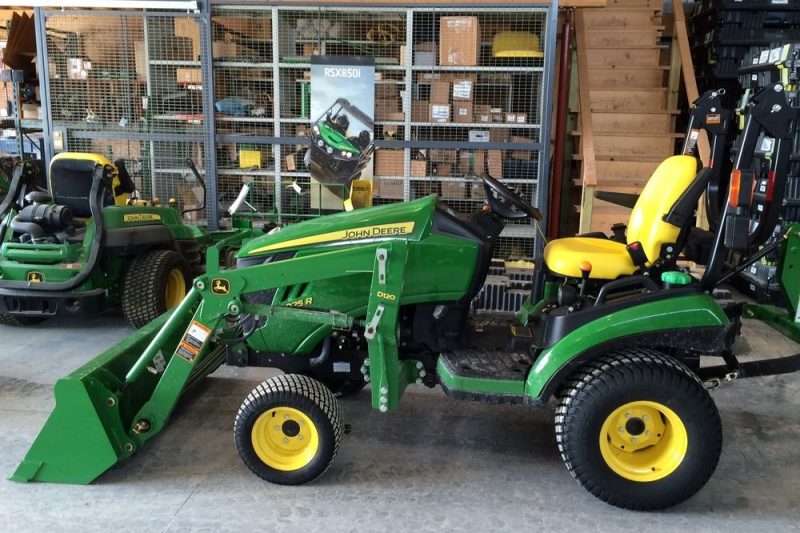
{"left": 35, "top": 3, "right": 556, "bottom": 252}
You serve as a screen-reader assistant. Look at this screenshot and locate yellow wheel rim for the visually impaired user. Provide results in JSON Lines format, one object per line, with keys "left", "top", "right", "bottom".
{"left": 251, "top": 407, "right": 320, "bottom": 471}
{"left": 599, "top": 401, "right": 688, "bottom": 482}
{"left": 164, "top": 268, "right": 186, "bottom": 309}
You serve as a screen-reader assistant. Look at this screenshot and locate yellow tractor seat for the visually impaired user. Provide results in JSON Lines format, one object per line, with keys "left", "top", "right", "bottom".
{"left": 544, "top": 155, "right": 699, "bottom": 279}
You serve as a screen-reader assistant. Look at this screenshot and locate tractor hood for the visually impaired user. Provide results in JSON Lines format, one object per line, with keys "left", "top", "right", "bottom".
{"left": 238, "top": 195, "right": 437, "bottom": 257}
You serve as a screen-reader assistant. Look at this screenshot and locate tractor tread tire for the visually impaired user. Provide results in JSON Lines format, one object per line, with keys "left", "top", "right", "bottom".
{"left": 122, "top": 249, "right": 191, "bottom": 329}
{"left": 555, "top": 348, "right": 722, "bottom": 511}
{"left": 0, "top": 314, "right": 46, "bottom": 326}
{"left": 234, "top": 374, "right": 344, "bottom": 485}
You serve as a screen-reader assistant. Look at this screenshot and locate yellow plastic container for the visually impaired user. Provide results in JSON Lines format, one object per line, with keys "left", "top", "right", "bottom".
{"left": 240, "top": 150, "right": 263, "bottom": 169}
{"left": 492, "top": 31, "right": 544, "bottom": 58}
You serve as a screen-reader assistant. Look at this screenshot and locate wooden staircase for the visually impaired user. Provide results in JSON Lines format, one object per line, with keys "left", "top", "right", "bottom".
{"left": 573, "top": 0, "right": 683, "bottom": 234}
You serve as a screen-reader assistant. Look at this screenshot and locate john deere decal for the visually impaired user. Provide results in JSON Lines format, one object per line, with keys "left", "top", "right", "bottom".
{"left": 123, "top": 213, "right": 162, "bottom": 223}
{"left": 248, "top": 222, "right": 414, "bottom": 254}
{"left": 211, "top": 278, "right": 231, "bottom": 295}
{"left": 27, "top": 271, "right": 44, "bottom": 282}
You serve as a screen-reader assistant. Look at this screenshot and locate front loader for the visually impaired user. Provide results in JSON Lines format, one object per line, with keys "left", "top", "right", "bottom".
{"left": 12, "top": 78, "right": 800, "bottom": 510}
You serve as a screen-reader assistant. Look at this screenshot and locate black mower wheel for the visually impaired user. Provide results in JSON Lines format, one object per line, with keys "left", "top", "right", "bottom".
{"left": 0, "top": 314, "right": 46, "bottom": 326}
{"left": 234, "top": 374, "right": 344, "bottom": 485}
{"left": 122, "top": 249, "right": 192, "bottom": 329}
{"left": 555, "top": 348, "right": 722, "bottom": 511}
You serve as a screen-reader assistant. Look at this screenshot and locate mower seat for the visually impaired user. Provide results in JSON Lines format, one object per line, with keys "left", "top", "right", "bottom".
{"left": 544, "top": 155, "right": 698, "bottom": 279}
{"left": 49, "top": 153, "right": 130, "bottom": 217}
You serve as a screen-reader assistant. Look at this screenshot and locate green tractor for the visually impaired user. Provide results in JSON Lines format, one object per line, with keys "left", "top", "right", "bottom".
{"left": 309, "top": 98, "right": 374, "bottom": 193}
{"left": 11, "top": 83, "right": 800, "bottom": 511}
{"left": 0, "top": 153, "right": 253, "bottom": 328}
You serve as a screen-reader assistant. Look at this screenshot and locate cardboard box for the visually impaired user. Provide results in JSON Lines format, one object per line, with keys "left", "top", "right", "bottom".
{"left": 475, "top": 105, "right": 492, "bottom": 123}
{"left": 515, "top": 113, "right": 527, "bottom": 124}
{"left": 474, "top": 149, "right": 486, "bottom": 175}
{"left": 453, "top": 101, "right": 473, "bottom": 123}
{"left": 430, "top": 81, "right": 451, "bottom": 104}
{"left": 471, "top": 181, "right": 486, "bottom": 199}
{"left": 410, "top": 159, "right": 427, "bottom": 177}
{"left": 176, "top": 68, "right": 202, "bottom": 84}
{"left": 411, "top": 100, "right": 429, "bottom": 122}
{"left": 375, "top": 150, "right": 404, "bottom": 177}
{"left": 469, "top": 130, "right": 490, "bottom": 143}
{"left": 399, "top": 44, "right": 409, "bottom": 66}
{"left": 490, "top": 128, "right": 510, "bottom": 143}
{"left": 213, "top": 41, "right": 252, "bottom": 58}
{"left": 134, "top": 42, "right": 147, "bottom": 81}
{"left": 511, "top": 136, "right": 533, "bottom": 160}
{"left": 374, "top": 178, "right": 404, "bottom": 199}
{"left": 429, "top": 104, "right": 451, "bottom": 123}
{"left": 428, "top": 149, "right": 457, "bottom": 163}
{"left": 284, "top": 153, "right": 297, "bottom": 172}
{"left": 21, "top": 103, "right": 39, "bottom": 120}
{"left": 433, "top": 162, "right": 453, "bottom": 177}
{"left": 375, "top": 83, "right": 399, "bottom": 100}
{"left": 441, "top": 181, "right": 466, "bottom": 199}
{"left": 212, "top": 17, "right": 272, "bottom": 39}
{"left": 375, "top": 98, "right": 400, "bottom": 121}
{"left": 452, "top": 76, "right": 477, "bottom": 101}
{"left": 439, "top": 16, "right": 480, "bottom": 66}
{"left": 175, "top": 17, "right": 201, "bottom": 61}
{"left": 67, "top": 58, "right": 87, "bottom": 80}
{"left": 414, "top": 42, "right": 437, "bottom": 66}
{"left": 487, "top": 150, "right": 503, "bottom": 178}
{"left": 182, "top": 205, "right": 206, "bottom": 222}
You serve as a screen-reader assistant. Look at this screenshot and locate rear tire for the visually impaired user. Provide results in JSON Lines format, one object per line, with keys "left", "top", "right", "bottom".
{"left": 122, "top": 249, "right": 191, "bottom": 329}
{"left": 0, "top": 314, "right": 46, "bottom": 326}
{"left": 555, "top": 348, "right": 722, "bottom": 511}
{"left": 234, "top": 374, "right": 344, "bottom": 485}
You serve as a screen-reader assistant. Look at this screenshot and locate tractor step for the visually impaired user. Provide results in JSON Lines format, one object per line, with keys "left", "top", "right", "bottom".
{"left": 436, "top": 348, "right": 534, "bottom": 406}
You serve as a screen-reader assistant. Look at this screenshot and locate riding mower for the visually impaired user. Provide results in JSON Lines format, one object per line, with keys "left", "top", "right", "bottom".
{"left": 11, "top": 80, "right": 800, "bottom": 510}
{"left": 0, "top": 153, "right": 255, "bottom": 328}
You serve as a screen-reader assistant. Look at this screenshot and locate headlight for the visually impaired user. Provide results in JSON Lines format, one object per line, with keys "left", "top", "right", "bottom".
{"left": 317, "top": 139, "right": 324, "bottom": 147}
{"left": 341, "top": 150, "right": 348, "bottom": 156}
{"left": 346, "top": 152, "right": 352, "bottom": 158}
{"left": 327, "top": 147, "right": 333, "bottom": 154}
{"left": 312, "top": 125, "right": 319, "bottom": 134}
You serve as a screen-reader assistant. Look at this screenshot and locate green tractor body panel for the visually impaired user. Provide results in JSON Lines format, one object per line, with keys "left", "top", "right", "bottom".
{"left": 237, "top": 196, "right": 477, "bottom": 354}
{"left": 238, "top": 195, "right": 436, "bottom": 257}
{"left": 523, "top": 294, "right": 730, "bottom": 399}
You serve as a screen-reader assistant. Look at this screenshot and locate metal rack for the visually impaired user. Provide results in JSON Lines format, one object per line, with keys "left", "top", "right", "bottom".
{"left": 31, "top": 2, "right": 557, "bottom": 256}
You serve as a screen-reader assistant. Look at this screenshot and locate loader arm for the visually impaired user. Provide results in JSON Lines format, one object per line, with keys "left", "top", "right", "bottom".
{"left": 13, "top": 240, "right": 419, "bottom": 484}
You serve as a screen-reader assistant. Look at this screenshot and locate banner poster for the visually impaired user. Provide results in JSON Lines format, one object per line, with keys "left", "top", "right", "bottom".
{"left": 309, "top": 55, "right": 375, "bottom": 211}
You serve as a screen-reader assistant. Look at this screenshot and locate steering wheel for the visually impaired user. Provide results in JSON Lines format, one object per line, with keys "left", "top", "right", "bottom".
{"left": 480, "top": 173, "right": 542, "bottom": 221}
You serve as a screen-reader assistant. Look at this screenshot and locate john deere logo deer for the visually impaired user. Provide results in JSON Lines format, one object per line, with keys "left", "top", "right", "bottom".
{"left": 27, "top": 272, "right": 44, "bottom": 282}
{"left": 211, "top": 278, "right": 230, "bottom": 295}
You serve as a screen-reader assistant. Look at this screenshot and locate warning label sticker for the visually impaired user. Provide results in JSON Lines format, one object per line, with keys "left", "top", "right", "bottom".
{"left": 175, "top": 321, "right": 211, "bottom": 363}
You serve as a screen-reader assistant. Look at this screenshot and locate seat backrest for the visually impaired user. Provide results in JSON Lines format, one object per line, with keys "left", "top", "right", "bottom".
{"left": 49, "top": 153, "right": 128, "bottom": 217}
{"left": 626, "top": 155, "right": 698, "bottom": 263}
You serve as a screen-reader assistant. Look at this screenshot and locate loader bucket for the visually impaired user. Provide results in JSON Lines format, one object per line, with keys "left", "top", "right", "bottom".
{"left": 9, "top": 306, "right": 202, "bottom": 484}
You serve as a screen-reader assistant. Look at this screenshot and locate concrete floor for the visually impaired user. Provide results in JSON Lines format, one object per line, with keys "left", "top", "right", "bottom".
{"left": 1, "top": 314, "right": 800, "bottom": 532}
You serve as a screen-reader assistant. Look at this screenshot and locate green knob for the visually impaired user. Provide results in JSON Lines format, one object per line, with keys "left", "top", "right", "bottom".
{"left": 661, "top": 271, "right": 692, "bottom": 285}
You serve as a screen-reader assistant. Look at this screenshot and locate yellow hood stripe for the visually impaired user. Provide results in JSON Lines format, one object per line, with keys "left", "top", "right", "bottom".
{"left": 248, "top": 222, "right": 415, "bottom": 255}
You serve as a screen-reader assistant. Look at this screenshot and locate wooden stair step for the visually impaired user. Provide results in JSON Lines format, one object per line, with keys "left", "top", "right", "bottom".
{"left": 587, "top": 65, "right": 669, "bottom": 70}
{"left": 574, "top": 153, "right": 666, "bottom": 162}
{"left": 571, "top": 131, "right": 684, "bottom": 138}
{"left": 587, "top": 45, "right": 669, "bottom": 50}
{"left": 571, "top": 108, "right": 680, "bottom": 115}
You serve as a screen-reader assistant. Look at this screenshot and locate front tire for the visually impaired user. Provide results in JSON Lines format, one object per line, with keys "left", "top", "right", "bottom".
{"left": 0, "top": 314, "right": 46, "bottom": 326}
{"left": 555, "top": 348, "right": 722, "bottom": 511}
{"left": 122, "top": 249, "right": 191, "bottom": 329}
{"left": 234, "top": 374, "right": 344, "bottom": 485}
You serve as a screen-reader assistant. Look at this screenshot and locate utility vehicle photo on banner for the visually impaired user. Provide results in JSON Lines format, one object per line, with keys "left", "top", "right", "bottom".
{"left": 309, "top": 56, "right": 375, "bottom": 210}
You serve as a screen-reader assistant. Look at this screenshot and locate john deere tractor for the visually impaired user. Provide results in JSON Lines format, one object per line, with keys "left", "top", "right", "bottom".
{"left": 0, "top": 153, "right": 253, "bottom": 328}
{"left": 11, "top": 79, "right": 800, "bottom": 511}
